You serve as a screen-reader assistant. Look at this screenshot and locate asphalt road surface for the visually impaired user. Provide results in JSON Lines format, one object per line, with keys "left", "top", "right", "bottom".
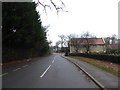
{"left": 2, "top": 53, "right": 99, "bottom": 88}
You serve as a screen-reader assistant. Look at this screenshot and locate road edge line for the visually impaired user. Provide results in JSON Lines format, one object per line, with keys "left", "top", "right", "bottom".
{"left": 61, "top": 55, "right": 106, "bottom": 90}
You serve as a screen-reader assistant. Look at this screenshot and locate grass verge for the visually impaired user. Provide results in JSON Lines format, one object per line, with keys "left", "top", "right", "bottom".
{"left": 68, "top": 56, "right": 119, "bottom": 77}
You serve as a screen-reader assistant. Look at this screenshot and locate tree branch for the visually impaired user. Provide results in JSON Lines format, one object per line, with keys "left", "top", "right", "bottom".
{"left": 37, "top": 0, "right": 67, "bottom": 15}
{"left": 37, "top": 0, "right": 51, "bottom": 15}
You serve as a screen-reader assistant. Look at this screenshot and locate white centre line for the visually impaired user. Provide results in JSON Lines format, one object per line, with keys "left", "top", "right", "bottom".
{"left": 52, "top": 60, "right": 54, "bottom": 63}
{"left": 13, "top": 68, "right": 21, "bottom": 72}
{"left": 22, "top": 65, "right": 28, "bottom": 68}
{"left": 52, "top": 56, "right": 56, "bottom": 63}
{"left": 0, "top": 73, "right": 8, "bottom": 77}
{"left": 40, "top": 65, "right": 51, "bottom": 78}
{"left": 54, "top": 56, "right": 56, "bottom": 60}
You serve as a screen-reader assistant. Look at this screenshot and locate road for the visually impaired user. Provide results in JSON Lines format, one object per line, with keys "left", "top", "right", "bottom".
{"left": 2, "top": 53, "right": 99, "bottom": 88}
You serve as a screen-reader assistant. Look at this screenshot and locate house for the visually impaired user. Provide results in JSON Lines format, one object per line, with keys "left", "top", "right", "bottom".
{"left": 70, "top": 38, "right": 106, "bottom": 53}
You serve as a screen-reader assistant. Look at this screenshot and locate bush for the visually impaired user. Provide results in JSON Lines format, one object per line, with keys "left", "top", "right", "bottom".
{"left": 114, "top": 50, "right": 120, "bottom": 54}
{"left": 69, "top": 53, "right": 119, "bottom": 64}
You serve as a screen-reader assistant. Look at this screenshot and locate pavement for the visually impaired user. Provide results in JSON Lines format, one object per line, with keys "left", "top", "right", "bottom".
{"left": 62, "top": 54, "right": 119, "bottom": 89}
{"left": 1, "top": 53, "right": 100, "bottom": 88}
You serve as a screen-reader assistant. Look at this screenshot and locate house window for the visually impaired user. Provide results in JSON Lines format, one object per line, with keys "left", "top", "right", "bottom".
{"left": 99, "top": 45, "right": 103, "bottom": 48}
{"left": 92, "top": 45, "right": 96, "bottom": 48}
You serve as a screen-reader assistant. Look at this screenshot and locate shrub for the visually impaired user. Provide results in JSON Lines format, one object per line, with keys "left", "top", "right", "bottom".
{"left": 114, "top": 50, "right": 120, "bottom": 54}
{"left": 69, "top": 53, "right": 119, "bottom": 64}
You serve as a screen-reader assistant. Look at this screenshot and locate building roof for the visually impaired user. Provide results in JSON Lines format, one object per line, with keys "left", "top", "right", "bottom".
{"left": 70, "top": 38, "right": 105, "bottom": 45}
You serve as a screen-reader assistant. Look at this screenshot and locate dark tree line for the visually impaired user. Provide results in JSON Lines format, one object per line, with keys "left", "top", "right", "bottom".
{"left": 2, "top": 2, "right": 49, "bottom": 63}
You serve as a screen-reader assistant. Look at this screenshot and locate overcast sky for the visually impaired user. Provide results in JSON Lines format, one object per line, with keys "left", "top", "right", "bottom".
{"left": 35, "top": 0, "right": 119, "bottom": 46}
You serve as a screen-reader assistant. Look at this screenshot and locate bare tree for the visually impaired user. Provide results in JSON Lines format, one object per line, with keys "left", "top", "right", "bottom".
{"left": 67, "top": 33, "right": 80, "bottom": 39}
{"left": 104, "top": 34, "right": 117, "bottom": 53}
{"left": 67, "top": 33, "right": 82, "bottom": 53}
{"left": 35, "top": 0, "right": 67, "bottom": 14}
{"left": 104, "top": 37, "right": 111, "bottom": 44}
{"left": 58, "top": 35, "right": 67, "bottom": 52}
{"left": 104, "top": 34, "right": 117, "bottom": 44}
{"left": 67, "top": 33, "right": 81, "bottom": 45}
{"left": 111, "top": 34, "right": 117, "bottom": 44}
{"left": 81, "top": 31, "right": 95, "bottom": 53}
{"left": 55, "top": 41, "right": 61, "bottom": 52}
{"left": 73, "top": 38, "right": 83, "bottom": 53}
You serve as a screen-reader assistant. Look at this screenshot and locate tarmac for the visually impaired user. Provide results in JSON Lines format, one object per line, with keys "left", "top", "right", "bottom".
{"left": 62, "top": 55, "right": 119, "bottom": 89}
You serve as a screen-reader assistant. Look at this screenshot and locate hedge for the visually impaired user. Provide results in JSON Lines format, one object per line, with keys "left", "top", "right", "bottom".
{"left": 69, "top": 53, "right": 119, "bottom": 64}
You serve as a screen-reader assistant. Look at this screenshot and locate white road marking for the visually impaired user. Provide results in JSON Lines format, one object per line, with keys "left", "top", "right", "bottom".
{"left": 13, "top": 68, "right": 21, "bottom": 71}
{"left": 52, "top": 56, "right": 56, "bottom": 63}
{"left": 52, "top": 60, "right": 54, "bottom": 63}
{"left": 40, "top": 65, "right": 51, "bottom": 78}
{"left": 54, "top": 56, "right": 56, "bottom": 60}
{"left": 0, "top": 73, "right": 8, "bottom": 77}
{"left": 22, "top": 65, "right": 28, "bottom": 68}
